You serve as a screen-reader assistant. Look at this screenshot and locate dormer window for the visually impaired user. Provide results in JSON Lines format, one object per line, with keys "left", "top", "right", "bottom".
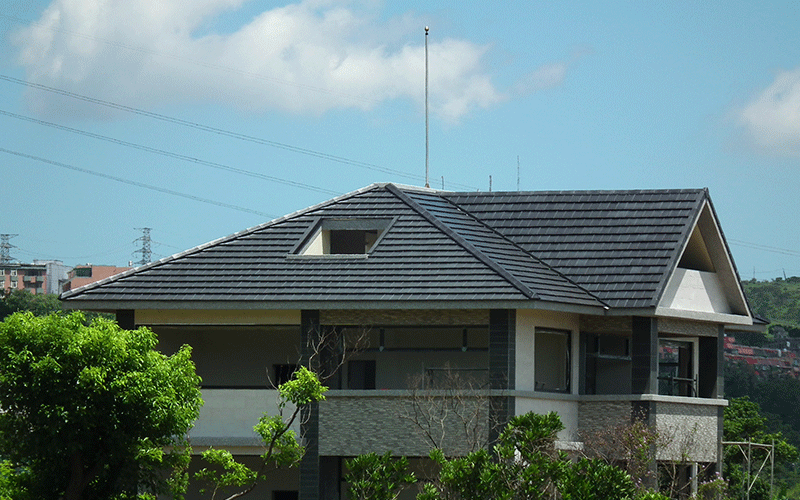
{"left": 295, "top": 218, "right": 394, "bottom": 256}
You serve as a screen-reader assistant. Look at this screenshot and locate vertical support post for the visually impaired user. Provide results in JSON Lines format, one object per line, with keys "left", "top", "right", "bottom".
{"left": 770, "top": 439, "right": 775, "bottom": 500}
{"left": 488, "top": 309, "right": 515, "bottom": 446}
{"left": 116, "top": 310, "right": 135, "bottom": 330}
{"left": 631, "top": 317, "right": 658, "bottom": 395}
{"left": 300, "top": 310, "right": 321, "bottom": 500}
{"left": 631, "top": 316, "right": 658, "bottom": 489}
{"left": 746, "top": 439, "right": 751, "bottom": 500}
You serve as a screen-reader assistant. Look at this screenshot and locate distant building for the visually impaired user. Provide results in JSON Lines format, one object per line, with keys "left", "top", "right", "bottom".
{"left": 61, "top": 264, "right": 132, "bottom": 293}
{"left": 1, "top": 260, "right": 68, "bottom": 295}
{"left": 724, "top": 334, "right": 800, "bottom": 378}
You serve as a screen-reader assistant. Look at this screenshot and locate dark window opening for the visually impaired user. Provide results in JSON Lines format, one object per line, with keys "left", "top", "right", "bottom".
{"left": 535, "top": 329, "right": 570, "bottom": 393}
{"left": 582, "top": 333, "right": 631, "bottom": 395}
{"left": 75, "top": 267, "right": 92, "bottom": 277}
{"left": 273, "top": 491, "right": 299, "bottom": 500}
{"left": 273, "top": 364, "right": 299, "bottom": 387}
{"left": 329, "top": 229, "right": 378, "bottom": 254}
{"left": 348, "top": 360, "right": 376, "bottom": 390}
{"left": 658, "top": 340, "right": 695, "bottom": 396}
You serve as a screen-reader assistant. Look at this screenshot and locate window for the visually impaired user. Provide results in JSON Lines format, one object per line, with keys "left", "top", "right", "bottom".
{"left": 273, "top": 491, "right": 298, "bottom": 500}
{"left": 348, "top": 360, "right": 376, "bottom": 390}
{"left": 273, "top": 364, "right": 298, "bottom": 387}
{"left": 75, "top": 267, "right": 92, "bottom": 278}
{"left": 535, "top": 329, "right": 570, "bottom": 393}
{"left": 658, "top": 339, "right": 696, "bottom": 396}
{"left": 296, "top": 218, "right": 394, "bottom": 256}
{"left": 582, "top": 333, "right": 631, "bottom": 395}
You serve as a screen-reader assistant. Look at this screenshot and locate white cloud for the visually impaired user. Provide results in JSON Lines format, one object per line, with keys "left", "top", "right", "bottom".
{"left": 513, "top": 62, "right": 568, "bottom": 95}
{"left": 738, "top": 68, "right": 800, "bottom": 156}
{"left": 13, "top": 0, "right": 509, "bottom": 122}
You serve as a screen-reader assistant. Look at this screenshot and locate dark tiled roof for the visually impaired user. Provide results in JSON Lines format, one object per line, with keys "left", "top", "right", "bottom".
{"left": 446, "top": 189, "right": 707, "bottom": 308}
{"left": 62, "top": 184, "right": 712, "bottom": 311}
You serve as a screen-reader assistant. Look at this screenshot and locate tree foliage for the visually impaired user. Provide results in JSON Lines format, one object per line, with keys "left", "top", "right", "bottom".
{"left": 723, "top": 397, "right": 799, "bottom": 500}
{"left": 0, "top": 311, "right": 203, "bottom": 500}
{"left": 346, "top": 452, "right": 416, "bottom": 500}
{"left": 742, "top": 277, "right": 800, "bottom": 331}
{"left": 416, "top": 412, "right": 636, "bottom": 500}
{"left": 0, "top": 289, "right": 62, "bottom": 320}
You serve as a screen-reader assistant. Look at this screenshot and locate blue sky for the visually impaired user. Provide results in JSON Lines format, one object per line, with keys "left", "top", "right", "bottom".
{"left": 1, "top": 0, "right": 798, "bottom": 280}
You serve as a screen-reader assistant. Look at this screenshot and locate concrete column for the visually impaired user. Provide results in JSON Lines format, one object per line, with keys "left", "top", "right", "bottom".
{"left": 631, "top": 316, "right": 658, "bottom": 489}
{"left": 300, "top": 310, "right": 321, "bottom": 500}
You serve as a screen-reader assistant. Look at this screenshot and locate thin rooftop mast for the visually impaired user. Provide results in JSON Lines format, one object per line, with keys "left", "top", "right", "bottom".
{"left": 425, "top": 26, "right": 430, "bottom": 188}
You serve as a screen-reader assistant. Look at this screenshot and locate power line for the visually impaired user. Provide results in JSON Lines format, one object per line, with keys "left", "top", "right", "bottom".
{"left": 728, "top": 239, "right": 800, "bottom": 258}
{"left": 1, "top": 74, "right": 480, "bottom": 189}
{"left": 0, "top": 147, "right": 276, "bottom": 218}
{"left": 0, "top": 109, "right": 339, "bottom": 195}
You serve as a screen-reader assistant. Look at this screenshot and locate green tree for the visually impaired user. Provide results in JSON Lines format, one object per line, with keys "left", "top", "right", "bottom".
{"left": 723, "top": 397, "right": 798, "bottom": 500}
{"left": 418, "top": 412, "right": 636, "bottom": 500}
{"left": 0, "top": 311, "right": 203, "bottom": 500}
{"left": 346, "top": 452, "right": 416, "bottom": 500}
{"left": 0, "top": 289, "right": 63, "bottom": 320}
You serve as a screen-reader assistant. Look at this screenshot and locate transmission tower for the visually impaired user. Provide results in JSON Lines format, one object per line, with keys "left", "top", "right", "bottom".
{"left": 132, "top": 228, "right": 152, "bottom": 265}
{"left": 0, "top": 234, "right": 18, "bottom": 265}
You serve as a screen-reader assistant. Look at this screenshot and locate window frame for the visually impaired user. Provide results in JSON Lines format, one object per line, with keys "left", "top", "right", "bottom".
{"left": 534, "top": 328, "right": 571, "bottom": 394}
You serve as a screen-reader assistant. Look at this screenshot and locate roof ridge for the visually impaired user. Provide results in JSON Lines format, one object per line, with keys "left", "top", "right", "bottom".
{"left": 386, "top": 184, "right": 539, "bottom": 300}
{"left": 447, "top": 187, "right": 708, "bottom": 196}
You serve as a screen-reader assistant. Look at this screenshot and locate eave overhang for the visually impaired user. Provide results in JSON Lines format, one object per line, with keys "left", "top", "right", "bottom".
{"left": 61, "top": 298, "right": 609, "bottom": 316}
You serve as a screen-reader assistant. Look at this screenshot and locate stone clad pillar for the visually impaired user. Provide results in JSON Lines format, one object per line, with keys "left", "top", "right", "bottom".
{"left": 488, "top": 309, "right": 516, "bottom": 446}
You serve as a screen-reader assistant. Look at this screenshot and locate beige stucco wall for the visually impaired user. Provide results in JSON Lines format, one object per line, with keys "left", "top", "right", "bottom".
{"left": 136, "top": 309, "right": 300, "bottom": 325}
{"left": 515, "top": 309, "right": 580, "bottom": 393}
{"left": 516, "top": 395, "right": 580, "bottom": 441}
{"left": 661, "top": 269, "right": 731, "bottom": 314}
{"left": 189, "top": 389, "right": 298, "bottom": 452}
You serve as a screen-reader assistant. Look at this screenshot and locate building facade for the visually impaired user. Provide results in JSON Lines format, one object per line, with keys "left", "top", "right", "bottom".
{"left": 61, "top": 264, "right": 132, "bottom": 293}
{"left": 1, "top": 259, "right": 68, "bottom": 295}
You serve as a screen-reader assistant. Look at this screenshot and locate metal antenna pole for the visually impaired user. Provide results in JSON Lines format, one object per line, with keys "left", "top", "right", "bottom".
{"left": 425, "top": 26, "right": 430, "bottom": 188}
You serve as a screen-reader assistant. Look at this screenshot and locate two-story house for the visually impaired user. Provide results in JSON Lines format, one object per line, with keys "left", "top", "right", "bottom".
{"left": 61, "top": 183, "right": 755, "bottom": 500}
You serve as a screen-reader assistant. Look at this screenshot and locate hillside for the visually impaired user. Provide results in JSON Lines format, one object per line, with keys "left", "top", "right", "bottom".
{"left": 742, "top": 277, "right": 800, "bottom": 334}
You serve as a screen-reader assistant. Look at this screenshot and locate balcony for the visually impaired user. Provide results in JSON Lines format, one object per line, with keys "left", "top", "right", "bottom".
{"left": 188, "top": 389, "right": 297, "bottom": 451}
{"left": 317, "top": 390, "right": 724, "bottom": 463}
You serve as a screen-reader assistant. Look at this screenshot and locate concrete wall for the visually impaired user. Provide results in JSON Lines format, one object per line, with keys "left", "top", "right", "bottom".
{"left": 516, "top": 309, "right": 580, "bottom": 393}
{"left": 319, "top": 392, "right": 489, "bottom": 457}
{"left": 155, "top": 326, "right": 301, "bottom": 388}
{"left": 189, "top": 389, "right": 298, "bottom": 450}
{"left": 516, "top": 395, "right": 580, "bottom": 442}
{"left": 660, "top": 269, "right": 731, "bottom": 314}
{"left": 655, "top": 401, "right": 719, "bottom": 462}
{"left": 576, "top": 397, "right": 724, "bottom": 463}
